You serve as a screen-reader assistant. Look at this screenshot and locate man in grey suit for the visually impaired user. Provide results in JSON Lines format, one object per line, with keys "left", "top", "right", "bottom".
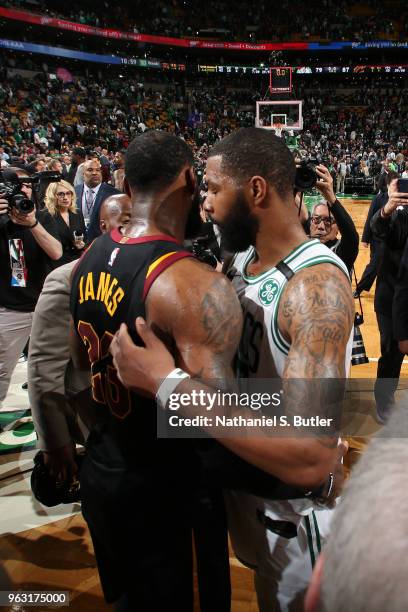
{"left": 74, "top": 159, "right": 120, "bottom": 244}
{"left": 28, "top": 194, "right": 131, "bottom": 481}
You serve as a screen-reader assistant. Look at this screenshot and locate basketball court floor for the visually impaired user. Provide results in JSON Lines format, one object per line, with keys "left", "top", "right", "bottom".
{"left": 1, "top": 199, "right": 407, "bottom": 611}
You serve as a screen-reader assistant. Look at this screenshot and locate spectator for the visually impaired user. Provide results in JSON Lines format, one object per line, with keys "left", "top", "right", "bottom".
{"left": 370, "top": 178, "right": 408, "bottom": 423}
{"left": 309, "top": 165, "right": 359, "bottom": 272}
{"left": 47, "top": 158, "right": 63, "bottom": 174}
{"left": 43, "top": 180, "right": 86, "bottom": 266}
{"left": 26, "top": 158, "right": 46, "bottom": 174}
{"left": 74, "top": 158, "right": 119, "bottom": 242}
{"left": 112, "top": 150, "right": 125, "bottom": 191}
{"left": 354, "top": 172, "right": 399, "bottom": 296}
{"left": 61, "top": 155, "right": 72, "bottom": 179}
{"left": 336, "top": 156, "right": 347, "bottom": 194}
{"left": 67, "top": 146, "right": 85, "bottom": 185}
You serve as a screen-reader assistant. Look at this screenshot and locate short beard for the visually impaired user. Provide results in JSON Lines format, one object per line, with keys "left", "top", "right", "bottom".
{"left": 216, "top": 189, "right": 259, "bottom": 253}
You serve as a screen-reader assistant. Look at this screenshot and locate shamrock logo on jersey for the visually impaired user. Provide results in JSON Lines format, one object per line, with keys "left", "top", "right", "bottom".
{"left": 258, "top": 278, "right": 280, "bottom": 306}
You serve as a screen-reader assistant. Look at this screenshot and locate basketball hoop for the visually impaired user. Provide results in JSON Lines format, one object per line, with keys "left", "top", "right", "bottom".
{"left": 272, "top": 123, "right": 283, "bottom": 137}
{"left": 255, "top": 101, "right": 303, "bottom": 132}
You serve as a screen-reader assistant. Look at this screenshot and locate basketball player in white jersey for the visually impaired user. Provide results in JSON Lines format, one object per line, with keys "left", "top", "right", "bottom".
{"left": 110, "top": 128, "right": 354, "bottom": 611}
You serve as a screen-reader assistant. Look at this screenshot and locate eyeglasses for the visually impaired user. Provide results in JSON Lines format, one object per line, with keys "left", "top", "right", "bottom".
{"left": 310, "top": 215, "right": 333, "bottom": 229}
{"left": 56, "top": 191, "right": 72, "bottom": 197}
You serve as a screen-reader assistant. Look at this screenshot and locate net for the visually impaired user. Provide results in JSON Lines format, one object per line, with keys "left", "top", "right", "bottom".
{"left": 272, "top": 124, "right": 283, "bottom": 137}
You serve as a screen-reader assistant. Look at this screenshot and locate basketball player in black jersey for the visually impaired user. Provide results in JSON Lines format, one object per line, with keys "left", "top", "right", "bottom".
{"left": 70, "top": 131, "right": 238, "bottom": 611}
{"left": 108, "top": 129, "right": 354, "bottom": 611}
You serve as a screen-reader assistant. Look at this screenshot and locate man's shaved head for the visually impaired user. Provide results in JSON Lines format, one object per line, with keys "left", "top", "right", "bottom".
{"left": 99, "top": 194, "right": 132, "bottom": 233}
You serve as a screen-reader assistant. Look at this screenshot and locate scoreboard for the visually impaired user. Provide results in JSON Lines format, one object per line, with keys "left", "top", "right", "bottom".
{"left": 197, "top": 64, "right": 408, "bottom": 76}
{"left": 269, "top": 67, "right": 292, "bottom": 93}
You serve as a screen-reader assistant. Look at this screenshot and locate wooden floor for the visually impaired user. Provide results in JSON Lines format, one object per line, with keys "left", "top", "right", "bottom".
{"left": 1, "top": 199, "right": 405, "bottom": 611}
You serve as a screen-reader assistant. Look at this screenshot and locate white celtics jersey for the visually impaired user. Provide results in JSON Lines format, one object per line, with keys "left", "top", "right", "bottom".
{"left": 229, "top": 238, "right": 353, "bottom": 379}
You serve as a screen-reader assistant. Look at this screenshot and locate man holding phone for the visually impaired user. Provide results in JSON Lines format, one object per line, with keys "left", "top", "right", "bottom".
{"left": 370, "top": 178, "right": 408, "bottom": 423}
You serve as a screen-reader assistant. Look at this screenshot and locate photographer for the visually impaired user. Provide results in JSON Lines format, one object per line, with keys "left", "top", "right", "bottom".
{"left": 309, "top": 165, "right": 359, "bottom": 273}
{"left": 0, "top": 167, "right": 62, "bottom": 408}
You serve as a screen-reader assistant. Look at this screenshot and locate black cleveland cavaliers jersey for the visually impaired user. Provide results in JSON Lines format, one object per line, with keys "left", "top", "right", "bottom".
{"left": 70, "top": 229, "right": 193, "bottom": 468}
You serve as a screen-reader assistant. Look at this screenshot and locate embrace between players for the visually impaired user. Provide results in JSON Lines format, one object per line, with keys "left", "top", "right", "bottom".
{"left": 69, "top": 128, "right": 354, "bottom": 612}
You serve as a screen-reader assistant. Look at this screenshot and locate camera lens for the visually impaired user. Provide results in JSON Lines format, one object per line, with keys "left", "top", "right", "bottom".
{"left": 13, "top": 194, "right": 35, "bottom": 213}
{"left": 295, "top": 164, "right": 317, "bottom": 191}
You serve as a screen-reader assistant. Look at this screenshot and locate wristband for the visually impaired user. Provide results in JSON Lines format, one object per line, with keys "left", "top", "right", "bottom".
{"left": 305, "top": 472, "right": 334, "bottom": 502}
{"left": 320, "top": 472, "right": 334, "bottom": 501}
{"left": 29, "top": 220, "right": 39, "bottom": 229}
{"left": 155, "top": 368, "right": 190, "bottom": 410}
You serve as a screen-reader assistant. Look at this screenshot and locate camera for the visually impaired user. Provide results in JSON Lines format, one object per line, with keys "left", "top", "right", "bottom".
{"left": 192, "top": 235, "right": 219, "bottom": 269}
{"left": 0, "top": 170, "right": 35, "bottom": 214}
{"left": 0, "top": 169, "right": 61, "bottom": 228}
{"left": 295, "top": 156, "right": 328, "bottom": 192}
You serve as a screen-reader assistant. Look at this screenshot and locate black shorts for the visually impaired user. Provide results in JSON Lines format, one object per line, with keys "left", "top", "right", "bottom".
{"left": 79, "top": 442, "right": 195, "bottom": 610}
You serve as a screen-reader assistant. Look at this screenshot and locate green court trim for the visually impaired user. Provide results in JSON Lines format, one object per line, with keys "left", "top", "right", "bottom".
{"left": 338, "top": 194, "right": 375, "bottom": 200}
{"left": 0, "top": 409, "right": 37, "bottom": 455}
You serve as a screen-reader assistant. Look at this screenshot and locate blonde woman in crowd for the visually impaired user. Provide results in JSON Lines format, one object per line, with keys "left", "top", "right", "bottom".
{"left": 360, "top": 159, "right": 370, "bottom": 178}
{"left": 44, "top": 180, "right": 86, "bottom": 266}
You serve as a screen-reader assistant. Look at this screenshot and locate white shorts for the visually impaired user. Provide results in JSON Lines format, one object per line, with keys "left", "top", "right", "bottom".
{"left": 224, "top": 490, "right": 333, "bottom": 612}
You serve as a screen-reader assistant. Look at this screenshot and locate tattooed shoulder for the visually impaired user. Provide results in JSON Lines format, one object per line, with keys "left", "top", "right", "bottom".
{"left": 278, "top": 263, "right": 354, "bottom": 378}
{"left": 200, "top": 275, "right": 243, "bottom": 356}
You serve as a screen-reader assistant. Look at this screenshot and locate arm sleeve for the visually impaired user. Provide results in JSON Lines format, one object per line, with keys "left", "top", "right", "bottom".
{"left": 329, "top": 199, "right": 359, "bottom": 271}
{"left": 28, "top": 264, "right": 74, "bottom": 451}
{"left": 370, "top": 208, "right": 392, "bottom": 242}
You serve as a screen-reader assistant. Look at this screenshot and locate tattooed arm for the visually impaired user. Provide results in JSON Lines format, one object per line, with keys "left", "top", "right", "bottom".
{"left": 111, "top": 259, "right": 352, "bottom": 488}
{"left": 277, "top": 262, "right": 354, "bottom": 448}
{"left": 279, "top": 263, "right": 354, "bottom": 379}
{"left": 145, "top": 257, "right": 242, "bottom": 383}
{"left": 203, "top": 262, "right": 353, "bottom": 484}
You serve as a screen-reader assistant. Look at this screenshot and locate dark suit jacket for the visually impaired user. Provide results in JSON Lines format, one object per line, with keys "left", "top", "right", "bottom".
{"left": 75, "top": 182, "right": 119, "bottom": 243}
{"left": 53, "top": 210, "right": 86, "bottom": 267}
{"left": 324, "top": 198, "right": 359, "bottom": 273}
{"left": 362, "top": 192, "right": 388, "bottom": 244}
{"left": 66, "top": 162, "right": 78, "bottom": 185}
{"left": 371, "top": 206, "right": 408, "bottom": 315}
{"left": 377, "top": 172, "right": 388, "bottom": 194}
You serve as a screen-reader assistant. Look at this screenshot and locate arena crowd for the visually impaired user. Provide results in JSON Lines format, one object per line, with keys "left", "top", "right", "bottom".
{"left": 4, "top": 0, "right": 407, "bottom": 41}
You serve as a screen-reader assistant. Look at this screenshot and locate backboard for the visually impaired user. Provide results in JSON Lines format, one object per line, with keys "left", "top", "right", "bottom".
{"left": 255, "top": 100, "right": 303, "bottom": 132}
